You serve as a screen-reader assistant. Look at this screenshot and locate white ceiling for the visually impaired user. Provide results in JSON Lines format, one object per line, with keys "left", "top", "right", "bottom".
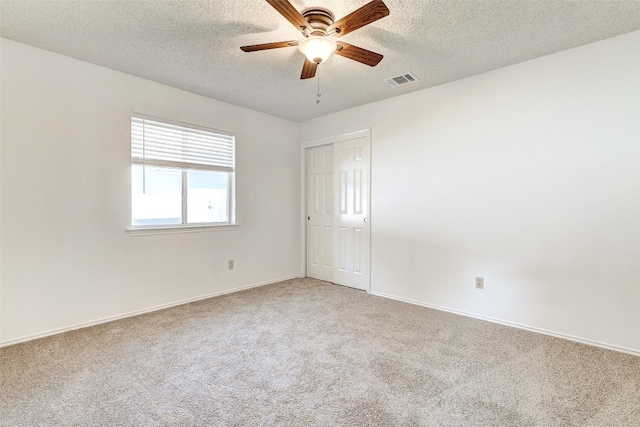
{"left": 1, "top": 0, "right": 639, "bottom": 122}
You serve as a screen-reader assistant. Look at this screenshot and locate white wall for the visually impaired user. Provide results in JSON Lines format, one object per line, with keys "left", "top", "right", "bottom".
{"left": 300, "top": 31, "right": 640, "bottom": 354}
{"left": 0, "top": 38, "right": 301, "bottom": 345}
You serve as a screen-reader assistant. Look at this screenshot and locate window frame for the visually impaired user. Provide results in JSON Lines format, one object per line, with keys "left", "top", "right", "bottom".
{"left": 128, "top": 113, "right": 237, "bottom": 235}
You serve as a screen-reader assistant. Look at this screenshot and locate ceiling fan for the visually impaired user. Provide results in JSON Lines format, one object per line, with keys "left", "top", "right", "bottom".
{"left": 240, "top": 0, "right": 390, "bottom": 79}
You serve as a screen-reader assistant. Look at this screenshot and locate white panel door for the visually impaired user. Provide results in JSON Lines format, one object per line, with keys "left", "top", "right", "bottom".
{"left": 306, "top": 144, "right": 334, "bottom": 282}
{"left": 333, "top": 136, "right": 370, "bottom": 290}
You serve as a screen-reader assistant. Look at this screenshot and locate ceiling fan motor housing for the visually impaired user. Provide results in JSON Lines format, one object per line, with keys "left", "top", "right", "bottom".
{"left": 301, "top": 8, "right": 335, "bottom": 36}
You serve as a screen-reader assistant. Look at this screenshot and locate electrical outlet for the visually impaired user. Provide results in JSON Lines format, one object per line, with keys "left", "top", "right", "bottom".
{"left": 228, "top": 260, "right": 234, "bottom": 270}
{"left": 475, "top": 277, "right": 484, "bottom": 289}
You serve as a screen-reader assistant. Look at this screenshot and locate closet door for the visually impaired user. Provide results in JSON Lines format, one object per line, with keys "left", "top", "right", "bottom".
{"left": 332, "top": 136, "right": 370, "bottom": 290}
{"left": 306, "top": 144, "right": 334, "bottom": 282}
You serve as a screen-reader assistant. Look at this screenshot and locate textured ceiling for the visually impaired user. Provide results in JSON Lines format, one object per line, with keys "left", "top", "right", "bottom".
{"left": 1, "top": 0, "right": 639, "bottom": 122}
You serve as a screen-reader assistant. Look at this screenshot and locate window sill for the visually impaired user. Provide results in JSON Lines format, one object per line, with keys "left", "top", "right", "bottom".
{"left": 127, "top": 224, "right": 239, "bottom": 237}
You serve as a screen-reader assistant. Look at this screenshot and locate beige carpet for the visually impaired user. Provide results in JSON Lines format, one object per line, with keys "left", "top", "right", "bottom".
{"left": 1, "top": 278, "right": 639, "bottom": 426}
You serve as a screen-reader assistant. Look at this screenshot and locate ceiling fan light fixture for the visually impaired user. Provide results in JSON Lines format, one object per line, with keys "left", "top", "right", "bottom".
{"left": 298, "top": 36, "right": 336, "bottom": 64}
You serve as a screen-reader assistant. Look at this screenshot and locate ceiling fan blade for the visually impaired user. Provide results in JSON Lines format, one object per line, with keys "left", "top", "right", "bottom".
{"left": 300, "top": 58, "right": 317, "bottom": 79}
{"left": 266, "top": 0, "right": 311, "bottom": 35}
{"left": 335, "top": 42, "right": 383, "bottom": 67}
{"left": 240, "top": 41, "right": 298, "bottom": 52}
{"left": 327, "top": 0, "right": 390, "bottom": 38}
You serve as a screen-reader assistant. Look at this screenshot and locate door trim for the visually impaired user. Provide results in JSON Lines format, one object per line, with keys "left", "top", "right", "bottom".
{"left": 300, "top": 128, "right": 371, "bottom": 292}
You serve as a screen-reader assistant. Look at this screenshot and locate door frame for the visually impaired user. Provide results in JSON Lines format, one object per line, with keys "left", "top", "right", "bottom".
{"left": 300, "top": 128, "right": 372, "bottom": 292}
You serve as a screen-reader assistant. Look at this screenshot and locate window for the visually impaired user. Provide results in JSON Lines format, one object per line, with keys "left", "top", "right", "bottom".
{"left": 131, "top": 115, "right": 235, "bottom": 228}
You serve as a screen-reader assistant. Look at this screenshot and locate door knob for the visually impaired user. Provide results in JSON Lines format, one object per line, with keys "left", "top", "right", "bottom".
{"left": 307, "top": 216, "right": 311, "bottom": 221}
{"left": 364, "top": 218, "right": 368, "bottom": 223}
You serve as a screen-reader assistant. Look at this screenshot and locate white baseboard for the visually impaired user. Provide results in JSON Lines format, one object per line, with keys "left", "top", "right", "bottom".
{"left": 370, "top": 290, "right": 640, "bottom": 357}
{"left": 0, "top": 275, "right": 299, "bottom": 348}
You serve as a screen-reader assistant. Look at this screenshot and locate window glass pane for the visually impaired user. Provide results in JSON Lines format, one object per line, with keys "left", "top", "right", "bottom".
{"left": 132, "top": 165, "right": 182, "bottom": 225}
{"left": 187, "top": 170, "right": 229, "bottom": 224}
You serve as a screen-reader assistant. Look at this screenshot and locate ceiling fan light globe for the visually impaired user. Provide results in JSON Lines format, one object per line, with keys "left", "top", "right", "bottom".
{"left": 299, "top": 37, "right": 336, "bottom": 64}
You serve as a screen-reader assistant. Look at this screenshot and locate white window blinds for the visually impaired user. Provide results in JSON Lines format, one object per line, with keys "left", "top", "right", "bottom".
{"left": 131, "top": 116, "right": 235, "bottom": 172}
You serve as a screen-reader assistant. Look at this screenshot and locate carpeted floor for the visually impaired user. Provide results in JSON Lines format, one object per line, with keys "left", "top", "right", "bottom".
{"left": 1, "top": 278, "right": 639, "bottom": 426}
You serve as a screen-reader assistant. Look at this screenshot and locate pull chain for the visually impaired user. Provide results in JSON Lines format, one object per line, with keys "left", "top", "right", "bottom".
{"left": 316, "top": 66, "right": 321, "bottom": 104}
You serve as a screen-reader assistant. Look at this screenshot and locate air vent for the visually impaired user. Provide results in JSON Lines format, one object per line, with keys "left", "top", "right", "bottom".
{"left": 384, "top": 72, "right": 420, "bottom": 87}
